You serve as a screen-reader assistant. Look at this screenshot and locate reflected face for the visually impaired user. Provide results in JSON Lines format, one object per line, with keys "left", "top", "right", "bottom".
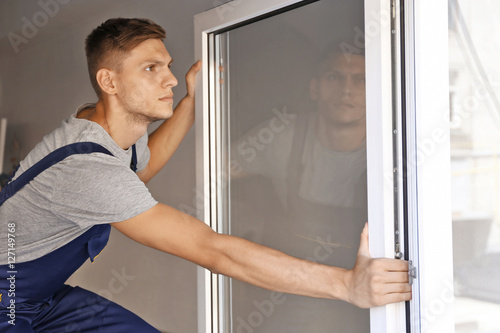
{"left": 114, "top": 38, "right": 178, "bottom": 124}
{"left": 310, "top": 54, "right": 366, "bottom": 126}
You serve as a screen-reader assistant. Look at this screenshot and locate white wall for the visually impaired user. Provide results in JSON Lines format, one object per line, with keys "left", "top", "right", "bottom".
{"left": 0, "top": 1, "right": 228, "bottom": 331}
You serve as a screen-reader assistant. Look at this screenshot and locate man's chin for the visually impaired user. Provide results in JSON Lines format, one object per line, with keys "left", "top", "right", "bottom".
{"left": 153, "top": 108, "right": 174, "bottom": 121}
{"left": 164, "top": 108, "right": 174, "bottom": 119}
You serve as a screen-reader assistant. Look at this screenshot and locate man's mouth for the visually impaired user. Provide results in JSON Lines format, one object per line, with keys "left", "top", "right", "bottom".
{"left": 160, "top": 95, "right": 174, "bottom": 102}
{"left": 335, "top": 103, "right": 354, "bottom": 108}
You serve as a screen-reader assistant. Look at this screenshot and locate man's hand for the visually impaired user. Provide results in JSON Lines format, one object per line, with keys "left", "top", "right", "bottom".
{"left": 343, "top": 223, "right": 412, "bottom": 308}
{"left": 185, "top": 60, "right": 201, "bottom": 98}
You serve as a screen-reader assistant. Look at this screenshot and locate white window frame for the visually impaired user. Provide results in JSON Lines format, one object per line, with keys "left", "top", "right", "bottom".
{"left": 407, "top": 0, "right": 455, "bottom": 331}
{"left": 192, "top": 0, "right": 456, "bottom": 331}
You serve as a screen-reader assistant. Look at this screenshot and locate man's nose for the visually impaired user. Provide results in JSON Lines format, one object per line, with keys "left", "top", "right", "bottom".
{"left": 162, "top": 69, "right": 178, "bottom": 88}
{"left": 341, "top": 77, "right": 354, "bottom": 96}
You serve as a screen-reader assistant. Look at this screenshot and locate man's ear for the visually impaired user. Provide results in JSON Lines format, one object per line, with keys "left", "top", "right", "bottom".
{"left": 310, "top": 78, "right": 318, "bottom": 101}
{"left": 96, "top": 68, "right": 117, "bottom": 95}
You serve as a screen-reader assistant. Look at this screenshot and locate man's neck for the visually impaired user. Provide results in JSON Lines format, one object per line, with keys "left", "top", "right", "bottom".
{"left": 77, "top": 99, "right": 148, "bottom": 150}
{"left": 315, "top": 113, "right": 366, "bottom": 152}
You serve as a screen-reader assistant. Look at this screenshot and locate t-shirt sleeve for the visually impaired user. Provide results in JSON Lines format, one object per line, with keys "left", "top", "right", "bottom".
{"left": 47, "top": 153, "right": 158, "bottom": 227}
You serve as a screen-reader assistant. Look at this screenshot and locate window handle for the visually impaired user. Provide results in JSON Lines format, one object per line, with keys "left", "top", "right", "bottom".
{"left": 408, "top": 260, "right": 417, "bottom": 285}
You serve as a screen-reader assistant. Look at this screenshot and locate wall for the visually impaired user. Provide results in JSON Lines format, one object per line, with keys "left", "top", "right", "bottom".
{"left": 0, "top": 1, "right": 228, "bottom": 332}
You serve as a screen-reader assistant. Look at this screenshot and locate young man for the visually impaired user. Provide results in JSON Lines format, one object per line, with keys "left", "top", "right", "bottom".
{"left": 0, "top": 18, "right": 410, "bottom": 332}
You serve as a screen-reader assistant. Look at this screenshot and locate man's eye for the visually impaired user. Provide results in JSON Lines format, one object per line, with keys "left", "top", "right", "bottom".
{"left": 146, "top": 65, "right": 155, "bottom": 72}
{"left": 326, "top": 74, "right": 340, "bottom": 81}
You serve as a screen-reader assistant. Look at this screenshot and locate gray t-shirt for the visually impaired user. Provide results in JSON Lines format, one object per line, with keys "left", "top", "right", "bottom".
{"left": 0, "top": 103, "right": 158, "bottom": 265}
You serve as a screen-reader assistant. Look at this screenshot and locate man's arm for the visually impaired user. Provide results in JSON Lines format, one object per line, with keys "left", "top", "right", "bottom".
{"left": 112, "top": 203, "right": 411, "bottom": 308}
{"left": 137, "top": 61, "right": 201, "bottom": 184}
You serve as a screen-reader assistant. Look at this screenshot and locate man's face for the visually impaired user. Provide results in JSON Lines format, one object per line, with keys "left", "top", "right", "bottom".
{"left": 310, "top": 53, "right": 366, "bottom": 126}
{"left": 114, "top": 38, "right": 178, "bottom": 123}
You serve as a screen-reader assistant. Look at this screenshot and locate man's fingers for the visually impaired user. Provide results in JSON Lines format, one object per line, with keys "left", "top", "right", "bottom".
{"left": 357, "top": 222, "right": 370, "bottom": 257}
{"left": 375, "top": 258, "right": 409, "bottom": 272}
{"left": 381, "top": 271, "right": 409, "bottom": 283}
{"left": 371, "top": 284, "right": 412, "bottom": 307}
{"left": 381, "top": 291, "right": 412, "bottom": 305}
{"left": 383, "top": 281, "right": 412, "bottom": 293}
{"left": 187, "top": 60, "right": 202, "bottom": 77}
{"left": 185, "top": 60, "right": 202, "bottom": 97}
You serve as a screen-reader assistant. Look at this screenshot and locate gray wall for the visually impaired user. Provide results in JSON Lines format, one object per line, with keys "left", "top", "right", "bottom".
{"left": 0, "top": 1, "right": 228, "bottom": 332}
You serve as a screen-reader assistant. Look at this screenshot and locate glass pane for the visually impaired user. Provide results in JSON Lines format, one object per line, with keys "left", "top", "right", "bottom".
{"left": 448, "top": 1, "right": 500, "bottom": 332}
{"left": 216, "top": 1, "right": 369, "bottom": 331}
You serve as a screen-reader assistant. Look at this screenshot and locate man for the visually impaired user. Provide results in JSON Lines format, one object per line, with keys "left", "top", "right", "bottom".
{"left": 0, "top": 18, "right": 410, "bottom": 332}
{"left": 230, "top": 42, "right": 372, "bottom": 332}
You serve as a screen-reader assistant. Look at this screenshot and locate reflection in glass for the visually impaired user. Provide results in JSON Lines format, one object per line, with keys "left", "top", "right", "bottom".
{"left": 449, "top": 0, "right": 500, "bottom": 331}
{"left": 216, "top": 1, "right": 369, "bottom": 332}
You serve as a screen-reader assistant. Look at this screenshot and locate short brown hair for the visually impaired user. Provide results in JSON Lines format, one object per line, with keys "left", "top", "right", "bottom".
{"left": 85, "top": 18, "right": 166, "bottom": 97}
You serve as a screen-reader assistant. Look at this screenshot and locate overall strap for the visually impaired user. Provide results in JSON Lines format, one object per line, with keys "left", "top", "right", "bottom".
{"left": 0, "top": 142, "right": 113, "bottom": 206}
{"left": 130, "top": 144, "right": 138, "bottom": 172}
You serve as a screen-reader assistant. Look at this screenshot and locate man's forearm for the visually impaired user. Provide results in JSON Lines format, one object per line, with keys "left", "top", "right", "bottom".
{"left": 210, "top": 233, "right": 350, "bottom": 302}
{"left": 114, "top": 204, "right": 348, "bottom": 302}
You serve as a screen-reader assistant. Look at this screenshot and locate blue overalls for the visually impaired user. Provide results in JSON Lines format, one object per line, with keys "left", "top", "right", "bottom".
{"left": 0, "top": 142, "right": 160, "bottom": 332}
